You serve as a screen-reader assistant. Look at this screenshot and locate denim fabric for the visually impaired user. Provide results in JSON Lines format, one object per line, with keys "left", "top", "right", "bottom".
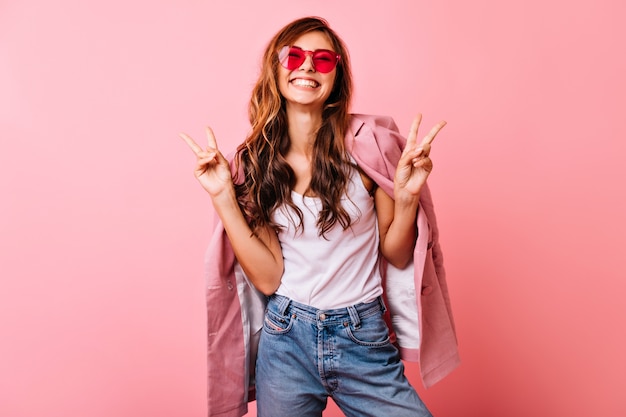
{"left": 256, "top": 294, "right": 432, "bottom": 417}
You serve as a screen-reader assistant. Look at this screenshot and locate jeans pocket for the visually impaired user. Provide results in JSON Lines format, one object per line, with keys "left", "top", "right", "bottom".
{"left": 262, "top": 310, "right": 294, "bottom": 335}
{"left": 345, "top": 313, "right": 390, "bottom": 347}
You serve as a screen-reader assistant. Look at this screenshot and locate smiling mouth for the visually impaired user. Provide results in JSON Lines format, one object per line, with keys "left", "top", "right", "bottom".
{"left": 291, "top": 79, "right": 320, "bottom": 88}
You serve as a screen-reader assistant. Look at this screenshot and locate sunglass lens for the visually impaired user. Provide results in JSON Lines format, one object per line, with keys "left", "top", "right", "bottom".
{"left": 312, "top": 50, "right": 337, "bottom": 73}
{"left": 279, "top": 46, "right": 305, "bottom": 70}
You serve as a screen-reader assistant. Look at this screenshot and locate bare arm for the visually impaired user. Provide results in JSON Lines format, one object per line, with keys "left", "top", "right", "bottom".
{"left": 376, "top": 115, "right": 446, "bottom": 269}
{"left": 180, "top": 127, "right": 283, "bottom": 295}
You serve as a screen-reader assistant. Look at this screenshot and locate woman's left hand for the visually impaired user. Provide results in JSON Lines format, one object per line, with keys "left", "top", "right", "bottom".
{"left": 394, "top": 114, "right": 446, "bottom": 200}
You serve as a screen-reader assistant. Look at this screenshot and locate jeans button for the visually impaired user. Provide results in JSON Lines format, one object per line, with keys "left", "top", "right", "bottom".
{"left": 319, "top": 313, "right": 326, "bottom": 320}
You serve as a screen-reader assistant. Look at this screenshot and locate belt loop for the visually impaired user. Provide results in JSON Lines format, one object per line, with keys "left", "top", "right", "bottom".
{"left": 347, "top": 305, "right": 361, "bottom": 329}
{"left": 276, "top": 295, "right": 291, "bottom": 316}
{"left": 378, "top": 296, "right": 387, "bottom": 314}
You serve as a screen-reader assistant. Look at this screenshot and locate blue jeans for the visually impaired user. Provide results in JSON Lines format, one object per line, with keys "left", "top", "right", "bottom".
{"left": 256, "top": 294, "right": 433, "bottom": 417}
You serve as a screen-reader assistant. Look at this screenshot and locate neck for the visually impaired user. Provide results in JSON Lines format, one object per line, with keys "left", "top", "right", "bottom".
{"left": 285, "top": 106, "right": 323, "bottom": 156}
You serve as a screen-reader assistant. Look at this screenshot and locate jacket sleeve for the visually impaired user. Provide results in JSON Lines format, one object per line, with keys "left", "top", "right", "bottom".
{"left": 204, "top": 224, "right": 250, "bottom": 416}
{"left": 347, "top": 113, "right": 460, "bottom": 388}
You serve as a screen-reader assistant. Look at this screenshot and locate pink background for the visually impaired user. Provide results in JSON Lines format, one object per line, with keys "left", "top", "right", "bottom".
{"left": 2, "top": 1, "right": 625, "bottom": 416}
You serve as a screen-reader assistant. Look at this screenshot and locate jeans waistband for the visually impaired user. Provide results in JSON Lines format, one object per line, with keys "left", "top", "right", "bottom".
{"left": 268, "top": 294, "right": 386, "bottom": 328}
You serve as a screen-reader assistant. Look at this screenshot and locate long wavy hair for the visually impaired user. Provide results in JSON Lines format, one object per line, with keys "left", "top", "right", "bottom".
{"left": 234, "top": 17, "right": 354, "bottom": 237}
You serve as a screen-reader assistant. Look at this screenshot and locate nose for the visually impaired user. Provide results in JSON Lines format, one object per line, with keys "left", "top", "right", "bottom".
{"left": 298, "top": 52, "right": 316, "bottom": 72}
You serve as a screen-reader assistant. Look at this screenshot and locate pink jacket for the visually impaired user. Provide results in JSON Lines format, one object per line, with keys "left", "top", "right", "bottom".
{"left": 203, "top": 114, "right": 460, "bottom": 417}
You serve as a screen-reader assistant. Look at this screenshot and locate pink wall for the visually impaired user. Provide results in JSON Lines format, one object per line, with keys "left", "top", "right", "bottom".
{"left": 2, "top": 1, "right": 624, "bottom": 416}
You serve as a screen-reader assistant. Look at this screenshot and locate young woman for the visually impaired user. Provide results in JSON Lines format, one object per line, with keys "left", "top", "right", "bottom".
{"left": 181, "top": 16, "right": 458, "bottom": 417}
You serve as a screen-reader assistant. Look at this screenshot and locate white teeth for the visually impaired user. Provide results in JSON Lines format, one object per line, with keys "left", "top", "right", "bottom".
{"left": 292, "top": 79, "right": 319, "bottom": 88}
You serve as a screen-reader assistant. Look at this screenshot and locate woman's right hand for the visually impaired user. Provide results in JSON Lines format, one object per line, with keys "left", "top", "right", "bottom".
{"left": 179, "top": 127, "right": 233, "bottom": 197}
{"left": 180, "top": 126, "right": 283, "bottom": 294}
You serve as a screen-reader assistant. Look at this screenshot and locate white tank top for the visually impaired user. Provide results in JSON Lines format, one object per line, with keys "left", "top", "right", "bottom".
{"left": 272, "top": 166, "right": 383, "bottom": 309}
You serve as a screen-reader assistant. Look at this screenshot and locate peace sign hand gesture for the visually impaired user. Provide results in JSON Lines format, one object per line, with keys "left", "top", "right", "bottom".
{"left": 179, "top": 127, "right": 234, "bottom": 198}
{"left": 394, "top": 114, "right": 446, "bottom": 201}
